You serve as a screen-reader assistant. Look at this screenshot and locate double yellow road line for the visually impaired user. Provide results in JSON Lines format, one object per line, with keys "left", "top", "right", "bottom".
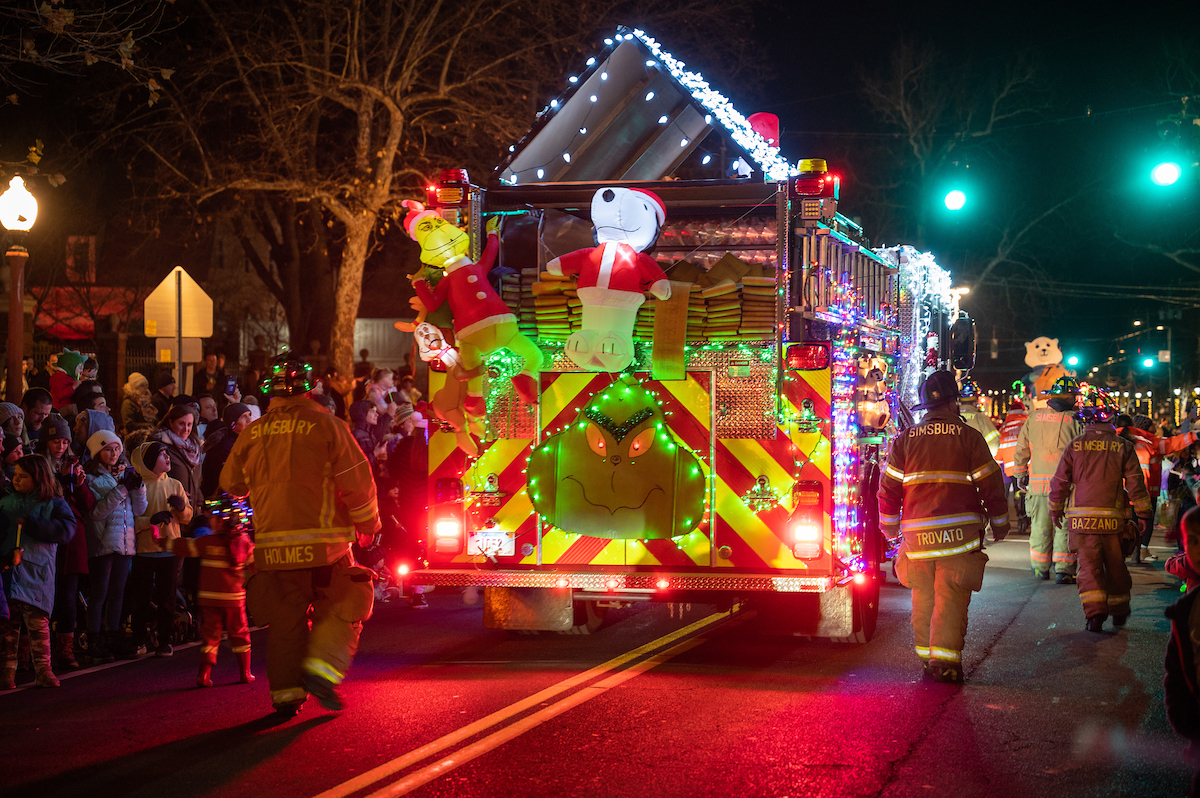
{"left": 315, "top": 607, "right": 744, "bottom": 798}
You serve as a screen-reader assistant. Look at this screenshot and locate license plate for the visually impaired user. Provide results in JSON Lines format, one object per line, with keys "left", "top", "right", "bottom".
{"left": 468, "top": 530, "right": 515, "bottom": 557}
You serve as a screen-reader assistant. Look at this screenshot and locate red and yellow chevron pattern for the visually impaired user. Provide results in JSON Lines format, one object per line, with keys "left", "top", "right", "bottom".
{"left": 426, "top": 365, "right": 833, "bottom": 576}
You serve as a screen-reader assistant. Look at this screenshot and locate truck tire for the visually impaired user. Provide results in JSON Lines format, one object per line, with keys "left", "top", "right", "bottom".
{"left": 558, "top": 600, "right": 607, "bottom": 635}
{"left": 845, "top": 570, "right": 880, "bottom": 644}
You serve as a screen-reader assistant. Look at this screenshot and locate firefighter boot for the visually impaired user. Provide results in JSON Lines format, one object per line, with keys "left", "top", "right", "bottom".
{"left": 929, "top": 661, "right": 964, "bottom": 685}
{"left": 55, "top": 633, "right": 80, "bottom": 671}
{"left": 197, "top": 652, "right": 216, "bottom": 688}
{"left": 1055, "top": 573, "right": 1077, "bottom": 585}
{"left": 271, "top": 687, "right": 308, "bottom": 717}
{"left": 238, "top": 650, "right": 255, "bottom": 684}
{"left": 1086, "top": 615, "right": 1107, "bottom": 633}
{"left": 304, "top": 671, "right": 344, "bottom": 711}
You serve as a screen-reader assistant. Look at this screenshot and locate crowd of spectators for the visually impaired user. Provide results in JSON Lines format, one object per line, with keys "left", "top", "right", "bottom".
{"left": 0, "top": 346, "right": 429, "bottom": 689}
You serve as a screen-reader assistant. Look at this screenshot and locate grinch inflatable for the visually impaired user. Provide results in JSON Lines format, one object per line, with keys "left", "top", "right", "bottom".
{"left": 404, "top": 201, "right": 541, "bottom": 416}
{"left": 528, "top": 376, "right": 705, "bottom": 539}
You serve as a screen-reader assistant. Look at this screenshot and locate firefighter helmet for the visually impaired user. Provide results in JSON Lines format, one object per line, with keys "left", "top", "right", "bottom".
{"left": 1076, "top": 385, "right": 1119, "bottom": 424}
{"left": 958, "top": 378, "right": 981, "bottom": 400}
{"left": 1041, "top": 374, "right": 1081, "bottom": 398}
{"left": 265, "top": 350, "right": 313, "bottom": 397}
{"left": 913, "top": 370, "right": 959, "bottom": 410}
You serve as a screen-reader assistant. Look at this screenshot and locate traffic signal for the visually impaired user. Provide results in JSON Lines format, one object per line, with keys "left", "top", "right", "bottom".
{"left": 1143, "top": 357, "right": 1155, "bottom": 368}
{"left": 1152, "top": 161, "right": 1182, "bottom": 186}
{"left": 944, "top": 189, "right": 966, "bottom": 211}
{"left": 1066, "top": 355, "right": 1080, "bottom": 367}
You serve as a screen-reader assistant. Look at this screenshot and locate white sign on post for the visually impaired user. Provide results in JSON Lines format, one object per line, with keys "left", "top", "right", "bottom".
{"left": 144, "top": 267, "right": 213, "bottom": 394}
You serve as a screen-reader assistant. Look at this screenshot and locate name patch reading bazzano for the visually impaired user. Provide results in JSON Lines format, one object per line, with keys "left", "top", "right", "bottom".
{"left": 1068, "top": 517, "right": 1122, "bottom": 531}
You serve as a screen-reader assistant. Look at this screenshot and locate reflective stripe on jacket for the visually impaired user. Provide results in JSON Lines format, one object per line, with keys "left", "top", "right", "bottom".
{"left": 1047, "top": 424, "right": 1152, "bottom": 529}
{"left": 1117, "top": 426, "right": 1196, "bottom": 497}
{"left": 960, "top": 404, "right": 1000, "bottom": 458}
{"left": 220, "top": 395, "right": 380, "bottom": 570}
{"left": 994, "top": 406, "right": 1027, "bottom": 478}
{"left": 1014, "top": 406, "right": 1082, "bottom": 495}
{"left": 878, "top": 405, "right": 1010, "bottom": 560}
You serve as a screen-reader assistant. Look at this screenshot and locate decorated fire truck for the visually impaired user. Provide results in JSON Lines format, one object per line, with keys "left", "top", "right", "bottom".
{"left": 406, "top": 28, "right": 969, "bottom": 639}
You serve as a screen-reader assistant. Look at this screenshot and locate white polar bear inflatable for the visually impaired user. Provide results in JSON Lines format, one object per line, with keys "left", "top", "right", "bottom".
{"left": 1024, "top": 337, "right": 1062, "bottom": 368}
{"left": 546, "top": 187, "right": 671, "bottom": 372}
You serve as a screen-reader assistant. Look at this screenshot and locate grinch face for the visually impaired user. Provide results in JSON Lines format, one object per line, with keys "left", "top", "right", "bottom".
{"left": 528, "top": 380, "right": 705, "bottom": 540}
{"left": 412, "top": 214, "right": 469, "bottom": 266}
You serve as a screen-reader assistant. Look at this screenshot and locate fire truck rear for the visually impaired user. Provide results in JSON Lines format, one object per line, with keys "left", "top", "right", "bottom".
{"left": 407, "top": 29, "right": 966, "bottom": 639}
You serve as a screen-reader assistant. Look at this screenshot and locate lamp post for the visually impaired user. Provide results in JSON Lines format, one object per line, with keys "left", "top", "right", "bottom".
{"left": 0, "top": 175, "right": 37, "bottom": 404}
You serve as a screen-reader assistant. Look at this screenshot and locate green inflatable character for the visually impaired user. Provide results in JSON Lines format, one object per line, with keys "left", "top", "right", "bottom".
{"left": 528, "top": 376, "right": 705, "bottom": 540}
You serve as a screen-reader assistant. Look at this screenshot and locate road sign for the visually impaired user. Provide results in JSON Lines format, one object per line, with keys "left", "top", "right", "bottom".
{"left": 156, "top": 338, "right": 203, "bottom": 364}
{"left": 144, "top": 267, "right": 212, "bottom": 396}
{"left": 144, "top": 267, "right": 213, "bottom": 338}
{"left": 1160, "top": 350, "right": 1172, "bottom": 363}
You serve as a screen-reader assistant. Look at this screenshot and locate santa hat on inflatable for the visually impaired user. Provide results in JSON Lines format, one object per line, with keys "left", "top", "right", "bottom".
{"left": 401, "top": 200, "right": 440, "bottom": 240}
{"left": 626, "top": 188, "right": 666, "bottom": 227}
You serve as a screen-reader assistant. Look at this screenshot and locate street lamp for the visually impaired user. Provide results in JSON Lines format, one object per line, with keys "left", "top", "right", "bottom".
{"left": 0, "top": 175, "right": 37, "bottom": 404}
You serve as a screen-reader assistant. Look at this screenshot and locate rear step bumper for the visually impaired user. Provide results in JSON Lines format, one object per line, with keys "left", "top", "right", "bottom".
{"left": 413, "top": 569, "right": 845, "bottom": 593}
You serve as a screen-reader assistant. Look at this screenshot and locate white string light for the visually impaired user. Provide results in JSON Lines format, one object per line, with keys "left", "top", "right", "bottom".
{"left": 630, "top": 29, "right": 795, "bottom": 180}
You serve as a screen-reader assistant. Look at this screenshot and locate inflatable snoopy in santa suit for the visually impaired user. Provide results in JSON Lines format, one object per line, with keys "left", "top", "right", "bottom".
{"left": 546, "top": 187, "right": 671, "bottom": 372}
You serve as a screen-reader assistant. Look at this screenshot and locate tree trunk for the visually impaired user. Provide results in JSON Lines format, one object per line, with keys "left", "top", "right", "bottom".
{"left": 330, "top": 218, "right": 372, "bottom": 376}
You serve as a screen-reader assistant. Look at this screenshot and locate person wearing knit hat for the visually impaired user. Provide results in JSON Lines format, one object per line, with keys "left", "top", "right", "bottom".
{"left": 86, "top": 430, "right": 122, "bottom": 458}
{"left": 200, "top": 403, "right": 253, "bottom": 499}
{"left": 50, "top": 348, "right": 86, "bottom": 410}
{"left": 121, "top": 372, "right": 156, "bottom": 436}
{"left": 130, "top": 438, "right": 192, "bottom": 657}
{"left": 0, "top": 401, "right": 23, "bottom": 438}
{"left": 151, "top": 372, "right": 177, "bottom": 421}
{"left": 403, "top": 200, "right": 541, "bottom": 415}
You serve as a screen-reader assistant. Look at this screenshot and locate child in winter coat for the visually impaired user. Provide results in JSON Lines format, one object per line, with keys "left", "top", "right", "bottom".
{"left": 0, "top": 455, "right": 77, "bottom": 687}
{"left": 84, "top": 431, "right": 147, "bottom": 663}
{"left": 161, "top": 494, "right": 254, "bottom": 687}
{"left": 129, "top": 441, "right": 193, "bottom": 657}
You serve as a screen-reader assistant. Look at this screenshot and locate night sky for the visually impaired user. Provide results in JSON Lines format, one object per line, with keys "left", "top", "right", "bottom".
{"left": 743, "top": 0, "right": 1200, "bottom": 393}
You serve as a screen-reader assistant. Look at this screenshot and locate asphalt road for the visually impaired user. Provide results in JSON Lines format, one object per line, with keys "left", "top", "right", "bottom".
{"left": 1, "top": 538, "right": 1193, "bottom": 798}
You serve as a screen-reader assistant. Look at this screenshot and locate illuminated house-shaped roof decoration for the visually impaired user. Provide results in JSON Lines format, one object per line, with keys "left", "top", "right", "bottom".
{"left": 495, "top": 28, "right": 795, "bottom": 186}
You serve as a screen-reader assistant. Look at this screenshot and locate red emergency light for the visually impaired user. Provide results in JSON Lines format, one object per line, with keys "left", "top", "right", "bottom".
{"left": 428, "top": 168, "right": 470, "bottom": 208}
{"left": 786, "top": 343, "right": 830, "bottom": 370}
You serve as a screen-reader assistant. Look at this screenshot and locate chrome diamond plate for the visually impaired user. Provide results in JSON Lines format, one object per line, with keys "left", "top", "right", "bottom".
{"left": 687, "top": 345, "right": 777, "bottom": 439}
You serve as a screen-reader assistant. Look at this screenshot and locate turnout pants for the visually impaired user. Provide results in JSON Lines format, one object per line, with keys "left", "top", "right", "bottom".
{"left": 246, "top": 557, "right": 374, "bottom": 707}
{"left": 1027, "top": 494, "right": 1077, "bottom": 576}
{"left": 1074, "top": 533, "right": 1132, "bottom": 621}
{"left": 199, "top": 605, "right": 251, "bottom": 659}
{"left": 896, "top": 549, "right": 988, "bottom": 672}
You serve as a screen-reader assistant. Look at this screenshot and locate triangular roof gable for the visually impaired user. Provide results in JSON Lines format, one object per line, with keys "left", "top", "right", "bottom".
{"left": 494, "top": 27, "right": 794, "bottom": 186}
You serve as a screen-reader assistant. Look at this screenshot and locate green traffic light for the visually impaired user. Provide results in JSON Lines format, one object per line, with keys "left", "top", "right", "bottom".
{"left": 1152, "top": 162, "right": 1182, "bottom": 187}
{"left": 1066, "top": 355, "right": 1079, "bottom": 367}
{"left": 1143, "top": 357, "right": 1155, "bottom": 368}
{"left": 944, "top": 190, "right": 966, "bottom": 211}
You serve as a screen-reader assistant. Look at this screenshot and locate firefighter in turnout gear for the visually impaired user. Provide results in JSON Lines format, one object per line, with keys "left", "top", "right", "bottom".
{"left": 995, "top": 393, "right": 1030, "bottom": 534}
{"left": 220, "top": 351, "right": 381, "bottom": 716}
{"left": 958, "top": 378, "right": 1000, "bottom": 457}
{"left": 879, "top": 371, "right": 1010, "bottom": 684}
{"left": 1048, "top": 387, "right": 1151, "bottom": 633}
{"left": 1014, "top": 375, "right": 1083, "bottom": 583}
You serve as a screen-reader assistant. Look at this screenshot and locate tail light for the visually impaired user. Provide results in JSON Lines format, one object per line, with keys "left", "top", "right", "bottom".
{"left": 433, "top": 518, "right": 463, "bottom": 553}
{"left": 787, "top": 343, "right": 829, "bottom": 370}
{"left": 432, "top": 478, "right": 465, "bottom": 553}
{"left": 789, "top": 480, "right": 824, "bottom": 559}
